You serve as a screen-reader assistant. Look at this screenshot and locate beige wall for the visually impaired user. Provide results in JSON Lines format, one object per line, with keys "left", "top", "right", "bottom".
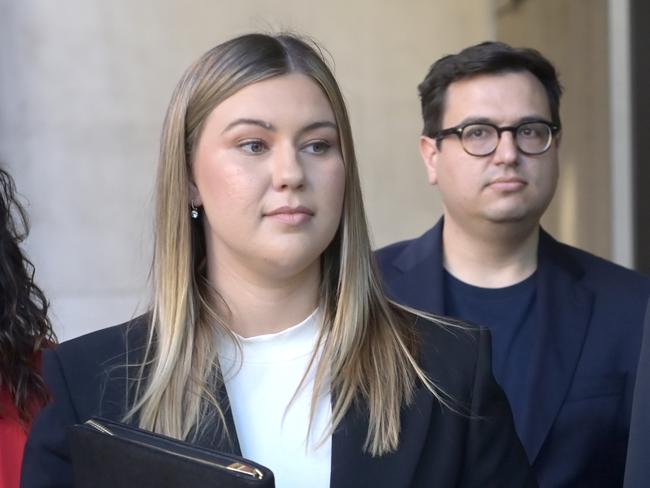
{"left": 0, "top": 0, "right": 494, "bottom": 339}
{"left": 496, "top": 0, "right": 611, "bottom": 259}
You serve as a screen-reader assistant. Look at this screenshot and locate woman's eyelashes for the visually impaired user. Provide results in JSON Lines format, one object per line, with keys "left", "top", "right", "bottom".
{"left": 238, "top": 139, "right": 268, "bottom": 154}
{"left": 235, "top": 138, "right": 335, "bottom": 156}
{"left": 301, "top": 139, "right": 332, "bottom": 155}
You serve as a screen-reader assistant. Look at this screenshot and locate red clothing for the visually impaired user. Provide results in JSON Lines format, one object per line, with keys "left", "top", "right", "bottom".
{"left": 0, "top": 351, "right": 45, "bottom": 488}
{"left": 0, "top": 386, "right": 28, "bottom": 488}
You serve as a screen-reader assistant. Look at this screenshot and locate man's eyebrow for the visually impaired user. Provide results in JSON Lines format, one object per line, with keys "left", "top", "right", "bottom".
{"left": 456, "top": 115, "right": 552, "bottom": 126}
{"left": 457, "top": 116, "right": 493, "bottom": 126}
{"left": 222, "top": 118, "right": 275, "bottom": 134}
{"left": 514, "top": 115, "right": 554, "bottom": 125}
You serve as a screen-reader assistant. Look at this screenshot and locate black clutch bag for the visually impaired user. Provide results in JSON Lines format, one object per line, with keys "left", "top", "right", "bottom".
{"left": 69, "top": 417, "right": 275, "bottom": 487}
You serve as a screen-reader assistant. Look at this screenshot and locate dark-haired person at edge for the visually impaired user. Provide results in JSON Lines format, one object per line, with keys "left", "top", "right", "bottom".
{"left": 376, "top": 41, "right": 650, "bottom": 487}
{"left": 0, "top": 167, "right": 56, "bottom": 488}
{"left": 21, "top": 34, "right": 535, "bottom": 487}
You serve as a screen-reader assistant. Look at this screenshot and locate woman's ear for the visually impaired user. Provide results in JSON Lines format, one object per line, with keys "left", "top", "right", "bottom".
{"left": 188, "top": 181, "right": 202, "bottom": 207}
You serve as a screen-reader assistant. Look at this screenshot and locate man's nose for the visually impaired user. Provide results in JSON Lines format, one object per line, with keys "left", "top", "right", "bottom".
{"left": 492, "top": 130, "right": 519, "bottom": 166}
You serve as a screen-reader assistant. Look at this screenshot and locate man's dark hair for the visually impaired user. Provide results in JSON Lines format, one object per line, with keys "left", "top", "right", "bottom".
{"left": 418, "top": 41, "right": 563, "bottom": 137}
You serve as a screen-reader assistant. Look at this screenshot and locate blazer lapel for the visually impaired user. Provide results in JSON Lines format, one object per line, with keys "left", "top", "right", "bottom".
{"left": 389, "top": 218, "right": 446, "bottom": 315}
{"left": 329, "top": 387, "right": 432, "bottom": 488}
{"left": 196, "top": 380, "right": 242, "bottom": 455}
{"left": 330, "top": 402, "right": 370, "bottom": 488}
{"left": 516, "top": 230, "right": 593, "bottom": 463}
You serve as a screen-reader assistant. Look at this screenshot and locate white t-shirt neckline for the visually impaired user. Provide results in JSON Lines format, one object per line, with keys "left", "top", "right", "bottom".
{"left": 216, "top": 308, "right": 332, "bottom": 488}
{"left": 218, "top": 308, "right": 320, "bottom": 364}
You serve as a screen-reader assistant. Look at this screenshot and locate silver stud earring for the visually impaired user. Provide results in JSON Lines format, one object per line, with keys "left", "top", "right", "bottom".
{"left": 190, "top": 201, "right": 199, "bottom": 219}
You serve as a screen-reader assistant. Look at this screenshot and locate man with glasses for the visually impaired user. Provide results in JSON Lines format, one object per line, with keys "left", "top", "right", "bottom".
{"left": 376, "top": 41, "right": 650, "bottom": 486}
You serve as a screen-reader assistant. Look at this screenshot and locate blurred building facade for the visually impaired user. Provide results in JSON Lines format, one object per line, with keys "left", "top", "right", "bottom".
{"left": 0, "top": 0, "right": 646, "bottom": 339}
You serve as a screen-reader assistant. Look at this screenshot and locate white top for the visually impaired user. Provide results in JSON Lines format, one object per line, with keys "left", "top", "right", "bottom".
{"left": 217, "top": 309, "right": 332, "bottom": 488}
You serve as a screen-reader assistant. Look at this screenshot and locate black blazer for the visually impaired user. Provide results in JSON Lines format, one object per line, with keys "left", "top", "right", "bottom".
{"left": 376, "top": 219, "right": 650, "bottom": 487}
{"left": 624, "top": 299, "right": 650, "bottom": 487}
{"left": 22, "top": 314, "right": 535, "bottom": 487}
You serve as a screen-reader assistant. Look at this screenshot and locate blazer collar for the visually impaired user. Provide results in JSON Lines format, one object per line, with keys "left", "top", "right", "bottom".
{"left": 391, "top": 217, "right": 445, "bottom": 314}
{"left": 515, "top": 229, "right": 593, "bottom": 463}
{"left": 330, "top": 400, "right": 369, "bottom": 487}
{"left": 120, "top": 319, "right": 243, "bottom": 456}
{"left": 329, "top": 380, "right": 434, "bottom": 488}
{"left": 197, "top": 381, "right": 242, "bottom": 456}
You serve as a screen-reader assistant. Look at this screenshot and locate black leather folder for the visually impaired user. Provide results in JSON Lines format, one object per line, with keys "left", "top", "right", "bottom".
{"left": 69, "top": 417, "right": 275, "bottom": 487}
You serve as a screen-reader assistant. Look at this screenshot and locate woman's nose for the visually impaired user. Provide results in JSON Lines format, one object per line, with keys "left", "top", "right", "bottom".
{"left": 271, "top": 145, "right": 306, "bottom": 190}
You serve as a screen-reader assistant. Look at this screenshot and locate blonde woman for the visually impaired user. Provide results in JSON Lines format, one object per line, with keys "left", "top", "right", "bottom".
{"left": 22, "top": 33, "right": 534, "bottom": 487}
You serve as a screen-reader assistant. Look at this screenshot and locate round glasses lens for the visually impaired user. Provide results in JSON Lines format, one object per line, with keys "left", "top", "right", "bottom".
{"left": 516, "top": 122, "right": 552, "bottom": 154}
{"left": 461, "top": 124, "right": 498, "bottom": 156}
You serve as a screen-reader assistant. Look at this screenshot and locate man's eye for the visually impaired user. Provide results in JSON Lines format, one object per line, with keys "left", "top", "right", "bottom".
{"left": 463, "top": 125, "right": 495, "bottom": 140}
{"left": 466, "top": 128, "right": 487, "bottom": 139}
{"left": 239, "top": 140, "right": 267, "bottom": 154}
{"left": 518, "top": 123, "right": 547, "bottom": 139}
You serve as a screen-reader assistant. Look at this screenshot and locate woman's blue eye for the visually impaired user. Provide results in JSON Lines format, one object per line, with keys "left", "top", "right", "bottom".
{"left": 239, "top": 140, "right": 267, "bottom": 154}
{"left": 304, "top": 141, "right": 330, "bottom": 154}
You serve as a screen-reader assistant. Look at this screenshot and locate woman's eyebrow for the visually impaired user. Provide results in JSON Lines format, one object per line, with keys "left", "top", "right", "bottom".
{"left": 298, "top": 121, "right": 337, "bottom": 136}
{"left": 221, "top": 119, "right": 337, "bottom": 136}
{"left": 222, "top": 118, "right": 275, "bottom": 134}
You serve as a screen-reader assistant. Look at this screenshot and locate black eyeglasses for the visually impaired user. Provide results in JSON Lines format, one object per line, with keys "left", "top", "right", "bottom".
{"left": 433, "top": 120, "right": 561, "bottom": 156}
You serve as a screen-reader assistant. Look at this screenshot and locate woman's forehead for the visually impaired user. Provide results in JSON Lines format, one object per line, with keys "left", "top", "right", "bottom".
{"left": 202, "top": 74, "right": 337, "bottom": 132}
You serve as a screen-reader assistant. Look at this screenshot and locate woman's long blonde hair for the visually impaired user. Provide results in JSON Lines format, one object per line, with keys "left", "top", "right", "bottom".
{"left": 126, "top": 33, "right": 451, "bottom": 456}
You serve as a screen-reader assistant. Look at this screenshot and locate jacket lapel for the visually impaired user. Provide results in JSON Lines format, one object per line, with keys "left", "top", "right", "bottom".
{"left": 116, "top": 321, "right": 242, "bottom": 455}
{"left": 389, "top": 218, "right": 446, "bottom": 315}
{"left": 330, "top": 401, "right": 369, "bottom": 487}
{"left": 516, "top": 230, "right": 593, "bottom": 463}
{"left": 329, "top": 385, "right": 433, "bottom": 488}
{"left": 196, "top": 381, "right": 242, "bottom": 455}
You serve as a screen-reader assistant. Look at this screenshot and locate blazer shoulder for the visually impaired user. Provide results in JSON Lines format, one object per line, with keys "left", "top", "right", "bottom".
{"left": 412, "top": 315, "right": 488, "bottom": 400}
{"left": 546, "top": 236, "right": 650, "bottom": 299}
{"left": 375, "top": 222, "right": 443, "bottom": 272}
{"left": 42, "top": 315, "right": 150, "bottom": 419}
{"left": 22, "top": 317, "right": 150, "bottom": 487}
{"left": 52, "top": 314, "right": 149, "bottom": 372}
{"left": 413, "top": 313, "right": 485, "bottom": 350}
{"left": 375, "top": 237, "right": 415, "bottom": 265}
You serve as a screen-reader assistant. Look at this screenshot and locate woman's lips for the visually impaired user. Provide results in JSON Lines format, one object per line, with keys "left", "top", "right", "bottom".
{"left": 264, "top": 206, "right": 314, "bottom": 225}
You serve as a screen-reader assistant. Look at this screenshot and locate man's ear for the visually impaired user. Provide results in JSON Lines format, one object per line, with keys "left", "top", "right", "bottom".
{"left": 420, "top": 135, "right": 440, "bottom": 185}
